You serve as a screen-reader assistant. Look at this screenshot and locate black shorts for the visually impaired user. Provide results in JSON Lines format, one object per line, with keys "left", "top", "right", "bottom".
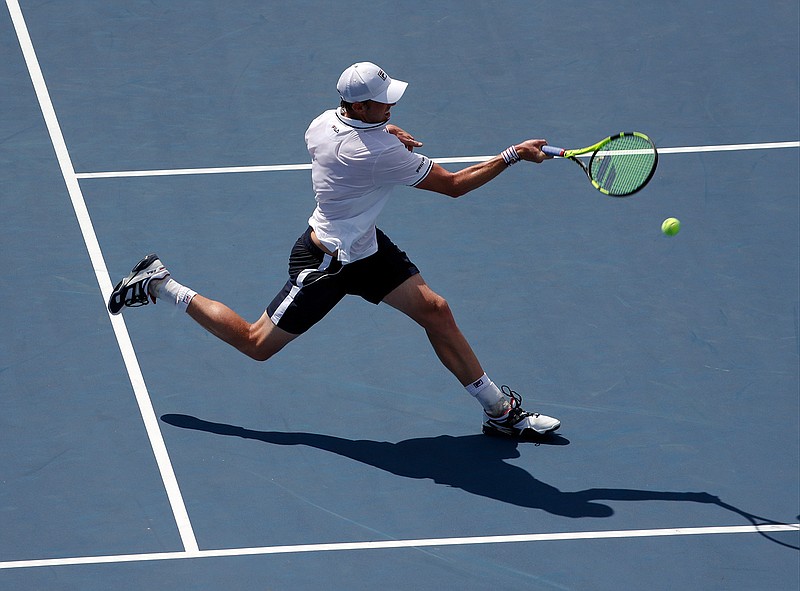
{"left": 266, "top": 227, "right": 420, "bottom": 335}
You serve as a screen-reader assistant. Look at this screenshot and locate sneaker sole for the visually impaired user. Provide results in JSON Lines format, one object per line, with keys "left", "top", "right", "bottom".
{"left": 482, "top": 421, "right": 560, "bottom": 439}
{"left": 107, "top": 253, "right": 160, "bottom": 315}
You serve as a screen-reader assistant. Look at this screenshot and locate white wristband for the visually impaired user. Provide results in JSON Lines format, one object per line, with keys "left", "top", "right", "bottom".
{"left": 501, "top": 145, "right": 521, "bottom": 166}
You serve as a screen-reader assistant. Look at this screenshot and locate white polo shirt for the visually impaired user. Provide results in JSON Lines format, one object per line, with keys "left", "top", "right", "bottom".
{"left": 305, "top": 108, "right": 433, "bottom": 264}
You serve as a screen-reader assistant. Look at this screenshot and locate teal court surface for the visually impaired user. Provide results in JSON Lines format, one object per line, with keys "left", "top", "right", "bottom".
{"left": 1, "top": 1, "right": 798, "bottom": 589}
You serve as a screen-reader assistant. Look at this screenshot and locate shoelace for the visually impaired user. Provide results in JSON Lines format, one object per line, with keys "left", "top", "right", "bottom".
{"left": 499, "top": 385, "right": 540, "bottom": 423}
{"left": 500, "top": 385, "right": 523, "bottom": 407}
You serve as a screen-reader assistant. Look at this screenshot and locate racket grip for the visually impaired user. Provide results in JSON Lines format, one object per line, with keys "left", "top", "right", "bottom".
{"left": 542, "top": 145, "right": 565, "bottom": 157}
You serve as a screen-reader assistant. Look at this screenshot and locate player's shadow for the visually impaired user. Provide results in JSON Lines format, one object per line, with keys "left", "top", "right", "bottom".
{"left": 163, "top": 414, "right": 726, "bottom": 520}
{"left": 162, "top": 414, "right": 799, "bottom": 548}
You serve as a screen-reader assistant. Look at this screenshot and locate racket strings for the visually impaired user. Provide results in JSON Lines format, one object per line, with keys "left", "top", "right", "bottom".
{"left": 589, "top": 135, "right": 657, "bottom": 196}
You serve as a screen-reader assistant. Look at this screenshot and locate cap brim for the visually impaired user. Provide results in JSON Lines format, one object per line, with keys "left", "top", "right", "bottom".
{"left": 372, "top": 78, "right": 408, "bottom": 104}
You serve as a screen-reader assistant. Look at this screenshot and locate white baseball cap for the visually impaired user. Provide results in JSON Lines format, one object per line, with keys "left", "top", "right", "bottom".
{"left": 336, "top": 62, "right": 408, "bottom": 104}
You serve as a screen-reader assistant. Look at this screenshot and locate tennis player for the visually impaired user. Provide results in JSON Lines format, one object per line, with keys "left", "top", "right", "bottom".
{"left": 108, "top": 62, "right": 560, "bottom": 439}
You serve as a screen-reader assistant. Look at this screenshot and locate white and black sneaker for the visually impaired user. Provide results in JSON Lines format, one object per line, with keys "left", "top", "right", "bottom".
{"left": 482, "top": 385, "right": 560, "bottom": 438}
{"left": 107, "top": 253, "right": 170, "bottom": 315}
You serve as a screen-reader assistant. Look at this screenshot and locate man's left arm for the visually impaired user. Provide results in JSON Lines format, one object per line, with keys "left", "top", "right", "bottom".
{"left": 386, "top": 124, "right": 423, "bottom": 151}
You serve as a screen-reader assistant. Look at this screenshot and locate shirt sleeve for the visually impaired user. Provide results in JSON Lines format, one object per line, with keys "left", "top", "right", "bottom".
{"left": 371, "top": 143, "right": 433, "bottom": 187}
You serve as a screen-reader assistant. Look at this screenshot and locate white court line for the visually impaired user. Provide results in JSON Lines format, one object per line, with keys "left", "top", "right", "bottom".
{"left": 6, "top": 0, "right": 199, "bottom": 554}
{"left": 0, "top": 523, "right": 796, "bottom": 570}
{"left": 74, "top": 140, "right": 800, "bottom": 179}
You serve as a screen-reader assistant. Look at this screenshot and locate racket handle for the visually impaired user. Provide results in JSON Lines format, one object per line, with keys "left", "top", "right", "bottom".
{"left": 542, "top": 145, "right": 565, "bottom": 157}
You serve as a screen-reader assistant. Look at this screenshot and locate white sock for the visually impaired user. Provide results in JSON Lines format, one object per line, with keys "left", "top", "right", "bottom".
{"left": 465, "top": 373, "right": 509, "bottom": 417}
{"left": 152, "top": 278, "right": 197, "bottom": 312}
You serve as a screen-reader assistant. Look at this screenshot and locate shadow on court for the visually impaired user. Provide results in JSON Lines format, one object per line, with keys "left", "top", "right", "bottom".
{"left": 161, "top": 414, "right": 779, "bottom": 525}
{"left": 163, "top": 414, "right": 799, "bottom": 548}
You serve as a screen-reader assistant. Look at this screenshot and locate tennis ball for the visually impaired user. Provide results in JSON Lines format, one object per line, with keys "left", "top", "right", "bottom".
{"left": 661, "top": 217, "right": 681, "bottom": 236}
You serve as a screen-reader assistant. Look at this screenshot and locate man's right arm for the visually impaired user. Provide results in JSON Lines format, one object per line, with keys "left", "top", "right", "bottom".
{"left": 415, "top": 139, "right": 550, "bottom": 198}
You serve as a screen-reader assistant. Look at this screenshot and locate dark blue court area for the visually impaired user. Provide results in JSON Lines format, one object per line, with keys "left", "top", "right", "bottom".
{"left": 1, "top": 1, "right": 798, "bottom": 589}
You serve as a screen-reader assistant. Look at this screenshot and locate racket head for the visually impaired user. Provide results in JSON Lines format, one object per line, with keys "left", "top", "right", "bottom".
{"left": 587, "top": 132, "right": 658, "bottom": 197}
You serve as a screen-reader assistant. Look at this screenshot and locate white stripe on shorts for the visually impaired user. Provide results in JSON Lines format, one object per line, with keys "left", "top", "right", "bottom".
{"left": 269, "top": 253, "right": 333, "bottom": 325}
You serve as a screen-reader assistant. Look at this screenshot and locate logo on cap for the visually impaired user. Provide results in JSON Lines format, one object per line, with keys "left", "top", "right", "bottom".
{"left": 377, "top": 69, "right": 387, "bottom": 81}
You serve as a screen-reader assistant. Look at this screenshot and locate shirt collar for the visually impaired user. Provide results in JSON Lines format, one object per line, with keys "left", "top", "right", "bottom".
{"left": 335, "top": 109, "right": 388, "bottom": 131}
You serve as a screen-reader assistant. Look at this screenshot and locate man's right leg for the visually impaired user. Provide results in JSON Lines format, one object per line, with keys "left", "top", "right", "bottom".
{"left": 107, "top": 253, "right": 298, "bottom": 362}
{"left": 186, "top": 298, "right": 297, "bottom": 361}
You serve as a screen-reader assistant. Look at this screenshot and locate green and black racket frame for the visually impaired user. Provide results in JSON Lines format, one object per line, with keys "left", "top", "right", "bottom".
{"left": 542, "top": 131, "right": 658, "bottom": 197}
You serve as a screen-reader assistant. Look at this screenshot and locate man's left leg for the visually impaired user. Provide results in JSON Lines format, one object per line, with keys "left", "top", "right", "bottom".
{"left": 382, "top": 274, "right": 560, "bottom": 436}
{"left": 382, "top": 273, "right": 483, "bottom": 386}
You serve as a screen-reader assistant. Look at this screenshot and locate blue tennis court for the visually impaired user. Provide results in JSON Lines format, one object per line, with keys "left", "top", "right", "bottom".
{"left": 1, "top": 1, "right": 798, "bottom": 589}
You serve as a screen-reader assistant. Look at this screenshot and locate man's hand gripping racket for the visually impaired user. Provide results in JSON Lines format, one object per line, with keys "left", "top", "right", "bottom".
{"left": 542, "top": 132, "right": 658, "bottom": 197}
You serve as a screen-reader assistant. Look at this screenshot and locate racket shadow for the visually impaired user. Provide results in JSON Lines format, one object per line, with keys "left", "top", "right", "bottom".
{"left": 160, "top": 413, "right": 791, "bottom": 534}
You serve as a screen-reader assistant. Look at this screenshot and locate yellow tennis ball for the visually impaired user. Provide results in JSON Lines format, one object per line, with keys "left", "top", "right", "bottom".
{"left": 661, "top": 217, "right": 681, "bottom": 236}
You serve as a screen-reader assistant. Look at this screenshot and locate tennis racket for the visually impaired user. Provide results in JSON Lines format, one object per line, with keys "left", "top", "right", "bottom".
{"left": 542, "top": 132, "right": 658, "bottom": 197}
